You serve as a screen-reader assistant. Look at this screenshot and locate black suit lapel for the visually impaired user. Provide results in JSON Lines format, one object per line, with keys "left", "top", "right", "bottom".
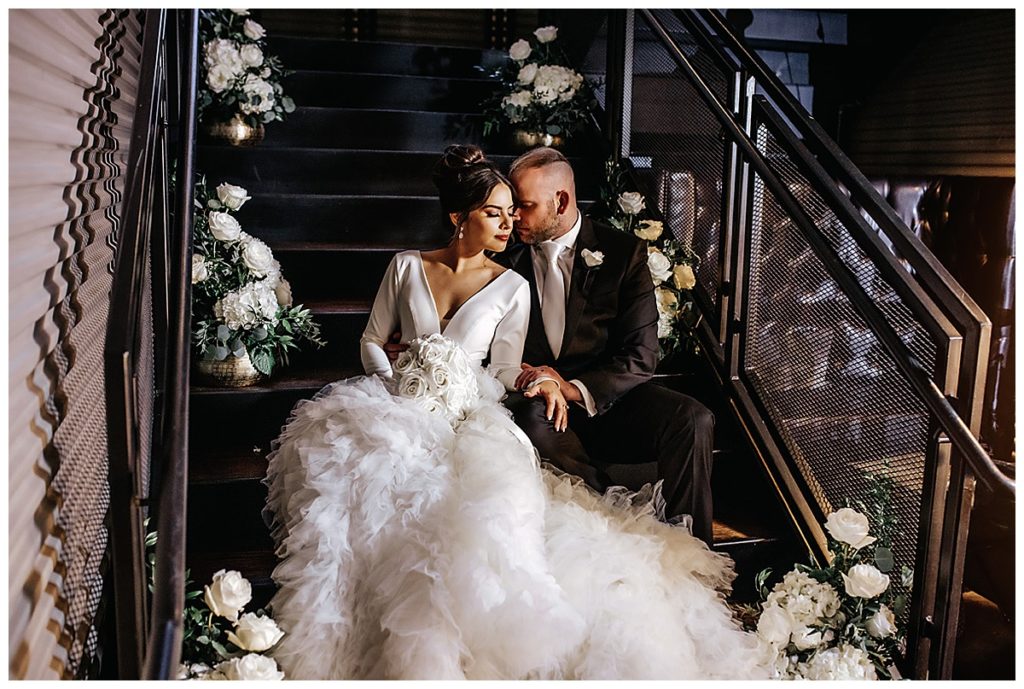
{"left": 562, "top": 217, "right": 600, "bottom": 357}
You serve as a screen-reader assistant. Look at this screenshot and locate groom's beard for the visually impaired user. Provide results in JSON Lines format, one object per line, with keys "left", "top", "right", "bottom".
{"left": 515, "top": 205, "right": 561, "bottom": 245}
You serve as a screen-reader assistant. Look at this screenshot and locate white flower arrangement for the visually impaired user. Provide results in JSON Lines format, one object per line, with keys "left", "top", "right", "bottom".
{"left": 190, "top": 176, "right": 324, "bottom": 376}
{"left": 143, "top": 527, "right": 286, "bottom": 680}
{"left": 392, "top": 334, "right": 479, "bottom": 424}
{"left": 483, "top": 25, "right": 598, "bottom": 141}
{"left": 591, "top": 158, "right": 701, "bottom": 358}
{"left": 198, "top": 9, "right": 295, "bottom": 130}
{"left": 745, "top": 473, "right": 911, "bottom": 681}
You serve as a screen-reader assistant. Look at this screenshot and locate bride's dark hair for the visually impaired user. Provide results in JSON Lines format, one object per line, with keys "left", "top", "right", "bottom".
{"left": 432, "top": 144, "right": 514, "bottom": 236}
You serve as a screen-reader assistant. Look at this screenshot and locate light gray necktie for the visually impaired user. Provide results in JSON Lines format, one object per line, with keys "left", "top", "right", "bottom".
{"left": 540, "top": 242, "right": 565, "bottom": 358}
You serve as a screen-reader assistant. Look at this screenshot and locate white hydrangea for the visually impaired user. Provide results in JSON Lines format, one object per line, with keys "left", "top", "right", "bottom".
{"left": 214, "top": 280, "right": 280, "bottom": 330}
{"left": 796, "top": 644, "right": 878, "bottom": 680}
{"left": 503, "top": 90, "right": 532, "bottom": 109}
{"left": 204, "top": 38, "right": 244, "bottom": 76}
{"left": 205, "top": 63, "right": 236, "bottom": 94}
{"left": 239, "top": 74, "right": 275, "bottom": 114}
{"left": 765, "top": 570, "right": 841, "bottom": 626}
{"left": 532, "top": 64, "right": 583, "bottom": 105}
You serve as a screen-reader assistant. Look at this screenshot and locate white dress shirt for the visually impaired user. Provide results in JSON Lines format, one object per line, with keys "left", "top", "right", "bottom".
{"left": 529, "top": 211, "right": 598, "bottom": 417}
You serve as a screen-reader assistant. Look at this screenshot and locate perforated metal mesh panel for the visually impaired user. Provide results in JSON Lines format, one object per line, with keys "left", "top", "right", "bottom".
{"left": 629, "top": 10, "right": 734, "bottom": 319}
{"left": 745, "top": 120, "right": 937, "bottom": 617}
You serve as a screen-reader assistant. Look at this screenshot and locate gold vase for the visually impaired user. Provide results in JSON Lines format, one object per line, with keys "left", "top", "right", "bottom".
{"left": 201, "top": 116, "right": 265, "bottom": 146}
{"left": 512, "top": 129, "right": 565, "bottom": 150}
{"left": 196, "top": 352, "right": 262, "bottom": 387}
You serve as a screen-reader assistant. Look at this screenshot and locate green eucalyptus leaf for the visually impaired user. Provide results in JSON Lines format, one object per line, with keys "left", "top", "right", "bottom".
{"left": 213, "top": 345, "right": 230, "bottom": 361}
{"left": 873, "top": 546, "right": 895, "bottom": 573}
{"left": 254, "top": 325, "right": 268, "bottom": 341}
{"left": 282, "top": 96, "right": 296, "bottom": 113}
{"left": 216, "top": 324, "right": 230, "bottom": 341}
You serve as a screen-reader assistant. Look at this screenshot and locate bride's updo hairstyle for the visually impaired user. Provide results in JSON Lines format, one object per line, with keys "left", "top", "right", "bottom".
{"left": 432, "top": 144, "right": 514, "bottom": 238}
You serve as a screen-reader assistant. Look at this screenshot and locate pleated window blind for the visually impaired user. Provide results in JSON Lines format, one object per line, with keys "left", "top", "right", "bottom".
{"left": 9, "top": 8, "right": 143, "bottom": 679}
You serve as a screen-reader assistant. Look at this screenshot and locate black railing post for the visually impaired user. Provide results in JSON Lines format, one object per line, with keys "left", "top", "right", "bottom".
{"left": 604, "top": 9, "right": 632, "bottom": 162}
{"left": 142, "top": 7, "right": 198, "bottom": 679}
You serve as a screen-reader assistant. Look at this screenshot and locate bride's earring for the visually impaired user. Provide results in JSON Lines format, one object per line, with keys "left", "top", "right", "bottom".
{"left": 458, "top": 225, "right": 464, "bottom": 240}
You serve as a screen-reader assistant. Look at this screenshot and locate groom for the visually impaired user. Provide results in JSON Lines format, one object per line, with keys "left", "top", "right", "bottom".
{"left": 498, "top": 147, "right": 715, "bottom": 545}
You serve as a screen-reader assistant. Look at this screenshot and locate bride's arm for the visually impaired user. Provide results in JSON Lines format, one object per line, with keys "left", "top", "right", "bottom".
{"left": 359, "top": 254, "right": 403, "bottom": 377}
{"left": 488, "top": 280, "right": 531, "bottom": 391}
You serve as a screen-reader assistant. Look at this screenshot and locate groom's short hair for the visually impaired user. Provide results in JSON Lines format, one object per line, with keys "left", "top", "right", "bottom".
{"left": 509, "top": 147, "right": 574, "bottom": 181}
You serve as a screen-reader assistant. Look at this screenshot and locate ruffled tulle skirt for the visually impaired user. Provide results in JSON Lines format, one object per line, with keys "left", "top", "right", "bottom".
{"left": 263, "top": 372, "right": 769, "bottom": 679}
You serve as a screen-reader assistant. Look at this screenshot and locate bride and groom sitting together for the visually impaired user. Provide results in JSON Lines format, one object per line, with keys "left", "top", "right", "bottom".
{"left": 263, "top": 145, "right": 767, "bottom": 679}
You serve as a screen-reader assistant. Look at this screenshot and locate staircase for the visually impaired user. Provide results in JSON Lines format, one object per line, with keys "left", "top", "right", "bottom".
{"left": 185, "top": 20, "right": 802, "bottom": 614}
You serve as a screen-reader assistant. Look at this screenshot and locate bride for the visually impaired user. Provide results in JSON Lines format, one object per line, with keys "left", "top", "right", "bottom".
{"left": 263, "top": 145, "right": 769, "bottom": 680}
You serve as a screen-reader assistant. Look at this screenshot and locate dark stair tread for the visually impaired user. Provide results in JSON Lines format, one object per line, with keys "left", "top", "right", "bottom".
{"left": 280, "top": 71, "right": 496, "bottom": 111}
{"left": 303, "top": 297, "right": 372, "bottom": 314}
{"left": 266, "top": 34, "right": 506, "bottom": 77}
{"left": 187, "top": 549, "right": 278, "bottom": 586}
{"left": 191, "top": 361, "right": 361, "bottom": 396}
{"left": 191, "top": 446, "right": 270, "bottom": 485}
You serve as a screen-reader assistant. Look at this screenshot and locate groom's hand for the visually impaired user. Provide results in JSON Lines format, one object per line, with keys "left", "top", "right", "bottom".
{"left": 383, "top": 331, "right": 408, "bottom": 364}
{"left": 515, "top": 364, "right": 582, "bottom": 403}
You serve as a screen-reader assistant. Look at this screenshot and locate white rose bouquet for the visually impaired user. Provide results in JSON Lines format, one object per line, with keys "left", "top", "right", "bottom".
{"left": 590, "top": 157, "right": 700, "bottom": 358}
{"left": 482, "top": 25, "right": 599, "bottom": 142}
{"left": 392, "top": 334, "right": 479, "bottom": 424}
{"left": 144, "top": 526, "right": 286, "bottom": 680}
{"left": 190, "top": 175, "right": 325, "bottom": 377}
{"left": 744, "top": 471, "right": 911, "bottom": 680}
{"left": 198, "top": 9, "right": 296, "bottom": 131}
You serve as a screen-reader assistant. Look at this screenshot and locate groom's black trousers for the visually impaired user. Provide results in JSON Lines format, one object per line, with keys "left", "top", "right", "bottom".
{"left": 504, "top": 382, "right": 714, "bottom": 545}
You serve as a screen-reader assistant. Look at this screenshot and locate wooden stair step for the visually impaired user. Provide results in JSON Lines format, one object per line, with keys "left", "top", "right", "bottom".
{"left": 279, "top": 70, "right": 496, "bottom": 112}
{"left": 266, "top": 33, "right": 506, "bottom": 78}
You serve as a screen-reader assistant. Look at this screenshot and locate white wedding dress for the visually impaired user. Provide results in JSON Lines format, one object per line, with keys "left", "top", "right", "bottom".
{"left": 263, "top": 251, "right": 769, "bottom": 679}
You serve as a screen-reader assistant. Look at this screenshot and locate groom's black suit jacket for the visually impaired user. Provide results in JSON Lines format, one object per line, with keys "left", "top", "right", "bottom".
{"left": 497, "top": 216, "right": 660, "bottom": 415}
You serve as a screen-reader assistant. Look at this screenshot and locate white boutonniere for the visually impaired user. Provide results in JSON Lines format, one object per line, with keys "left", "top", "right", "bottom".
{"left": 581, "top": 248, "right": 604, "bottom": 268}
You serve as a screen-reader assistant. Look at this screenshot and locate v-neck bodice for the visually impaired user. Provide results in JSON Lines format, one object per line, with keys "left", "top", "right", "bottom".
{"left": 360, "top": 250, "right": 531, "bottom": 391}
{"left": 414, "top": 251, "right": 514, "bottom": 336}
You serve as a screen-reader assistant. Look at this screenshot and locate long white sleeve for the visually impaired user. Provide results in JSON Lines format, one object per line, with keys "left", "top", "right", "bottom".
{"left": 487, "top": 281, "right": 531, "bottom": 391}
{"left": 360, "top": 254, "right": 402, "bottom": 377}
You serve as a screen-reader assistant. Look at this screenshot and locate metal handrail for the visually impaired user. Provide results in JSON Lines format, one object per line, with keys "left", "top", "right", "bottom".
{"left": 143, "top": 9, "right": 198, "bottom": 680}
{"left": 105, "top": 8, "right": 197, "bottom": 680}
{"left": 638, "top": 9, "right": 1012, "bottom": 499}
{"left": 104, "top": 9, "right": 168, "bottom": 677}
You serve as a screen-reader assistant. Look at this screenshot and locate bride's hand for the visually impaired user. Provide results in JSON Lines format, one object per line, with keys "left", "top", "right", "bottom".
{"left": 524, "top": 379, "right": 570, "bottom": 432}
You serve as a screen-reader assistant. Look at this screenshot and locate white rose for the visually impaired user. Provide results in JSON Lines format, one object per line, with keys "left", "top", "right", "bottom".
{"left": 231, "top": 9, "right": 250, "bottom": 15}
{"left": 421, "top": 397, "right": 445, "bottom": 416}
{"left": 205, "top": 63, "right": 235, "bottom": 93}
{"left": 274, "top": 277, "right": 293, "bottom": 307}
{"left": 517, "top": 63, "right": 538, "bottom": 85}
{"left": 824, "top": 507, "right": 877, "bottom": 550}
{"left": 655, "top": 286, "right": 679, "bottom": 317}
{"left": 243, "top": 19, "right": 266, "bottom": 40}
{"left": 532, "top": 64, "right": 582, "bottom": 105}
{"left": 756, "top": 605, "right": 793, "bottom": 646}
{"left": 417, "top": 339, "right": 447, "bottom": 365}
{"left": 842, "top": 563, "right": 890, "bottom": 598}
{"left": 673, "top": 263, "right": 697, "bottom": 290}
{"left": 226, "top": 612, "right": 285, "bottom": 652}
{"left": 617, "top": 191, "right": 646, "bottom": 215}
{"left": 429, "top": 363, "right": 451, "bottom": 389}
{"left": 508, "top": 39, "right": 531, "bottom": 61}
{"left": 240, "top": 43, "right": 264, "bottom": 68}
{"left": 647, "top": 247, "right": 673, "bottom": 284}
{"left": 253, "top": 281, "right": 280, "bottom": 320}
{"left": 203, "top": 569, "right": 252, "bottom": 622}
{"left": 398, "top": 370, "right": 430, "bottom": 400}
{"left": 240, "top": 237, "right": 276, "bottom": 277}
{"left": 208, "top": 211, "right": 242, "bottom": 241}
{"left": 533, "top": 25, "right": 558, "bottom": 43}
{"left": 204, "top": 38, "right": 243, "bottom": 76}
{"left": 216, "top": 653, "right": 283, "bottom": 681}
{"left": 634, "top": 219, "right": 663, "bottom": 241}
{"left": 216, "top": 182, "right": 251, "bottom": 210}
{"left": 394, "top": 351, "right": 415, "bottom": 374}
{"left": 866, "top": 604, "right": 897, "bottom": 638}
{"left": 192, "top": 254, "right": 209, "bottom": 284}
